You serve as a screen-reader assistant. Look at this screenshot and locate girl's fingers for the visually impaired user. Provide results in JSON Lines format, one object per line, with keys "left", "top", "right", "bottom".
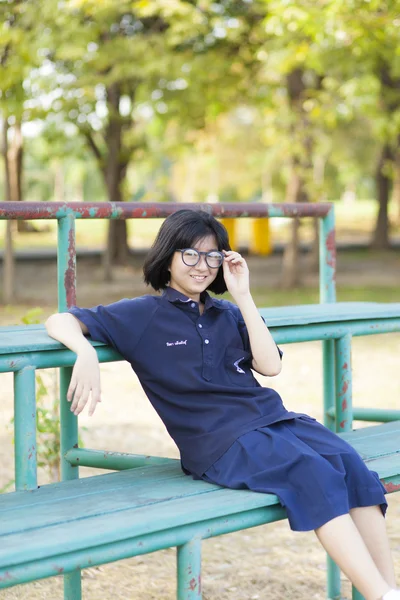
{"left": 67, "top": 379, "right": 76, "bottom": 402}
{"left": 75, "top": 384, "right": 92, "bottom": 415}
{"left": 223, "top": 251, "right": 246, "bottom": 265}
{"left": 70, "top": 382, "right": 83, "bottom": 412}
{"left": 88, "top": 390, "right": 101, "bottom": 417}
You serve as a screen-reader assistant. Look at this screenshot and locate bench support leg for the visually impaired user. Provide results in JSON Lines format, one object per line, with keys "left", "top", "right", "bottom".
{"left": 14, "top": 367, "right": 37, "bottom": 491}
{"left": 323, "top": 340, "right": 341, "bottom": 599}
{"left": 64, "top": 573, "right": 82, "bottom": 600}
{"left": 352, "top": 588, "right": 366, "bottom": 600}
{"left": 60, "top": 367, "right": 82, "bottom": 600}
{"left": 177, "top": 538, "right": 202, "bottom": 600}
{"left": 326, "top": 555, "right": 341, "bottom": 599}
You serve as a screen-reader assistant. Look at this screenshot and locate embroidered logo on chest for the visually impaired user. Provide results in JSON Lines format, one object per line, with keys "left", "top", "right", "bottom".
{"left": 166, "top": 340, "right": 187, "bottom": 347}
{"left": 233, "top": 357, "right": 246, "bottom": 374}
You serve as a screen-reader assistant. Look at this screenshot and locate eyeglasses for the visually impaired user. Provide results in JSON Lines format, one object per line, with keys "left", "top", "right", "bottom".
{"left": 176, "top": 248, "right": 224, "bottom": 268}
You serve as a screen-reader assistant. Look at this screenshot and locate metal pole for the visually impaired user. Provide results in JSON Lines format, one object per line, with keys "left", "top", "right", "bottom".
{"left": 14, "top": 368, "right": 37, "bottom": 491}
{"left": 320, "top": 208, "right": 341, "bottom": 598}
{"left": 177, "top": 538, "right": 202, "bottom": 600}
{"left": 57, "top": 215, "right": 81, "bottom": 600}
{"left": 335, "top": 334, "right": 353, "bottom": 435}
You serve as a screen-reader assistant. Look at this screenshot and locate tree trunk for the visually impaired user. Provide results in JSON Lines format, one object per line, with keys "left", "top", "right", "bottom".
{"left": 309, "top": 155, "right": 326, "bottom": 271}
{"left": 281, "top": 165, "right": 302, "bottom": 288}
{"left": 2, "top": 117, "right": 16, "bottom": 304}
{"left": 371, "top": 143, "right": 393, "bottom": 249}
{"left": 393, "top": 146, "right": 400, "bottom": 226}
{"left": 8, "top": 120, "right": 34, "bottom": 233}
{"left": 281, "top": 68, "right": 315, "bottom": 288}
{"left": 102, "top": 83, "right": 130, "bottom": 281}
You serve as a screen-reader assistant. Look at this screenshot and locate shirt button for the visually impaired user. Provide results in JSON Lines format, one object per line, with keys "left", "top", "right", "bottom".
{"left": 191, "top": 302, "right": 196, "bottom": 308}
{"left": 204, "top": 339, "right": 210, "bottom": 344}
{"left": 198, "top": 324, "right": 203, "bottom": 328}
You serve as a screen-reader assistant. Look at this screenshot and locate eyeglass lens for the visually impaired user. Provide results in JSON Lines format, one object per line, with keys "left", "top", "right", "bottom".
{"left": 181, "top": 249, "right": 223, "bottom": 268}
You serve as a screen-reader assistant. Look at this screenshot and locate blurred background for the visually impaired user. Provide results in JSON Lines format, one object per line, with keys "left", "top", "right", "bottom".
{"left": 1, "top": 0, "right": 400, "bottom": 308}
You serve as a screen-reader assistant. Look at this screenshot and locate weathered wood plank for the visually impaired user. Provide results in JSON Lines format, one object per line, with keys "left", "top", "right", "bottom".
{"left": 0, "top": 486, "right": 280, "bottom": 566}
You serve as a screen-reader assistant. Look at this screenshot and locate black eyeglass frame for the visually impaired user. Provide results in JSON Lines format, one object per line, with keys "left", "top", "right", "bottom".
{"left": 176, "top": 248, "right": 224, "bottom": 268}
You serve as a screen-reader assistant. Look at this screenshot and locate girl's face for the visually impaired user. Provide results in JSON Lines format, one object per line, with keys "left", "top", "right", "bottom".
{"left": 168, "top": 235, "right": 220, "bottom": 302}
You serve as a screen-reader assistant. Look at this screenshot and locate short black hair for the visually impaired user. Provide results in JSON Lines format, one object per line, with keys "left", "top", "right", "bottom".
{"left": 143, "top": 209, "right": 231, "bottom": 294}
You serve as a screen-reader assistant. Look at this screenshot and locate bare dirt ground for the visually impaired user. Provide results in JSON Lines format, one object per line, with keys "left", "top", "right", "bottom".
{"left": 1, "top": 251, "right": 400, "bottom": 599}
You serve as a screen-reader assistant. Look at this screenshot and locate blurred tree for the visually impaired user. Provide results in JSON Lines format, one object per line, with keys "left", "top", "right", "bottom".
{"left": 36, "top": 0, "right": 268, "bottom": 278}
{"left": 313, "top": 0, "right": 400, "bottom": 248}
{"left": 0, "top": 0, "right": 43, "bottom": 301}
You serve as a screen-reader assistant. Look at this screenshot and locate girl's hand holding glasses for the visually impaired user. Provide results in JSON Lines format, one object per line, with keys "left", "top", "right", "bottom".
{"left": 222, "top": 250, "right": 250, "bottom": 300}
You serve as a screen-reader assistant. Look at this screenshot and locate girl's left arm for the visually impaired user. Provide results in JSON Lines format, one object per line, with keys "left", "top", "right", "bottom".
{"left": 222, "top": 250, "right": 282, "bottom": 377}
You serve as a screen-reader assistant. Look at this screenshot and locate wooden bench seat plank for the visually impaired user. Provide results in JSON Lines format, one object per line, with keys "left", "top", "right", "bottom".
{"left": 340, "top": 421, "right": 400, "bottom": 440}
{"left": 0, "top": 486, "right": 280, "bottom": 567}
{"left": 1, "top": 423, "right": 397, "bottom": 514}
{"left": 1, "top": 436, "right": 398, "bottom": 541}
{"left": 364, "top": 455, "right": 400, "bottom": 481}
{"left": 0, "top": 474, "right": 222, "bottom": 536}
{"left": 349, "top": 435, "right": 400, "bottom": 459}
{"left": 0, "top": 329, "right": 105, "bottom": 355}
{"left": 260, "top": 302, "right": 400, "bottom": 326}
{"left": 0, "top": 462, "right": 184, "bottom": 511}
{"left": 2, "top": 448, "right": 400, "bottom": 567}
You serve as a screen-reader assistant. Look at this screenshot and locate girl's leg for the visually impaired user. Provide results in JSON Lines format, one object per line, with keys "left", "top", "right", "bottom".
{"left": 315, "top": 513, "right": 392, "bottom": 600}
{"left": 350, "top": 505, "right": 397, "bottom": 589}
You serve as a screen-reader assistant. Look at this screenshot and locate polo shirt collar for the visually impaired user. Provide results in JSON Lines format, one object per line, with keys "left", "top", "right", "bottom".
{"left": 162, "top": 287, "right": 227, "bottom": 311}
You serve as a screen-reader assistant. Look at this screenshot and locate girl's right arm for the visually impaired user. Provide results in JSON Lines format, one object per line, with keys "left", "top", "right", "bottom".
{"left": 45, "top": 313, "right": 101, "bottom": 416}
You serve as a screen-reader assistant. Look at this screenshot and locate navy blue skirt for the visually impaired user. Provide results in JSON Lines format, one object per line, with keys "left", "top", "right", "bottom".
{"left": 200, "top": 416, "right": 387, "bottom": 532}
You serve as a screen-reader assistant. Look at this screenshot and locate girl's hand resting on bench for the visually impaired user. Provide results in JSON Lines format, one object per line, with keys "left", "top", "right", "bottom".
{"left": 67, "top": 347, "right": 102, "bottom": 416}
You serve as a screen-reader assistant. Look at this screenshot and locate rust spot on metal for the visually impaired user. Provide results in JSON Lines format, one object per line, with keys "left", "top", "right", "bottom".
{"left": 325, "top": 230, "right": 336, "bottom": 270}
{"left": 342, "top": 362, "right": 348, "bottom": 370}
{"left": 342, "top": 399, "right": 347, "bottom": 411}
{"left": 189, "top": 577, "right": 197, "bottom": 591}
{"left": 0, "top": 572, "right": 13, "bottom": 582}
{"left": 342, "top": 381, "right": 348, "bottom": 395}
{"left": 0, "top": 201, "right": 333, "bottom": 220}
{"left": 384, "top": 481, "right": 400, "bottom": 493}
{"left": 339, "top": 419, "right": 346, "bottom": 429}
{"left": 64, "top": 226, "right": 77, "bottom": 309}
{"left": 53, "top": 565, "right": 64, "bottom": 574}
{"left": 137, "top": 541, "right": 143, "bottom": 547}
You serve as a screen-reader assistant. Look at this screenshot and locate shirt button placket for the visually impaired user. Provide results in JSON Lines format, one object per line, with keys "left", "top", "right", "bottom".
{"left": 202, "top": 337, "right": 212, "bottom": 381}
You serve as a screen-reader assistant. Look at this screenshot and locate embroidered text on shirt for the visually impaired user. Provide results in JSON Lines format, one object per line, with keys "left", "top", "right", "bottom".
{"left": 166, "top": 340, "right": 188, "bottom": 346}
{"left": 233, "top": 357, "right": 246, "bottom": 374}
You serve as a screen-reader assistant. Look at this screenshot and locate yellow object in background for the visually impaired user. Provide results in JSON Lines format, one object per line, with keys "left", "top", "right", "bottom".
{"left": 220, "top": 217, "right": 272, "bottom": 255}
{"left": 251, "top": 218, "right": 272, "bottom": 255}
{"left": 220, "top": 218, "right": 237, "bottom": 250}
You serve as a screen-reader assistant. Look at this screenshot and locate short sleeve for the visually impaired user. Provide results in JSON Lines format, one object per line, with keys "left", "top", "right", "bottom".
{"left": 69, "top": 296, "right": 158, "bottom": 359}
{"left": 236, "top": 311, "right": 283, "bottom": 360}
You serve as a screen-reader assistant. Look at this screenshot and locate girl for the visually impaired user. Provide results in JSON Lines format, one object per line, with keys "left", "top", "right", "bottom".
{"left": 45, "top": 210, "right": 398, "bottom": 600}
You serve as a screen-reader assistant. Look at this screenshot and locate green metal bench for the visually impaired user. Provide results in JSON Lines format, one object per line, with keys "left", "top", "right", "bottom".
{"left": 0, "top": 421, "right": 399, "bottom": 596}
{"left": 1, "top": 201, "right": 400, "bottom": 600}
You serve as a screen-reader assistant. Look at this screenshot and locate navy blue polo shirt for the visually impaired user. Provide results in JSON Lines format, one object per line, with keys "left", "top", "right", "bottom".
{"left": 69, "top": 287, "right": 301, "bottom": 476}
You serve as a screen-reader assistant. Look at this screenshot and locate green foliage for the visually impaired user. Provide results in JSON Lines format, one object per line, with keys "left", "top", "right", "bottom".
{"left": 2, "top": 0, "right": 400, "bottom": 210}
